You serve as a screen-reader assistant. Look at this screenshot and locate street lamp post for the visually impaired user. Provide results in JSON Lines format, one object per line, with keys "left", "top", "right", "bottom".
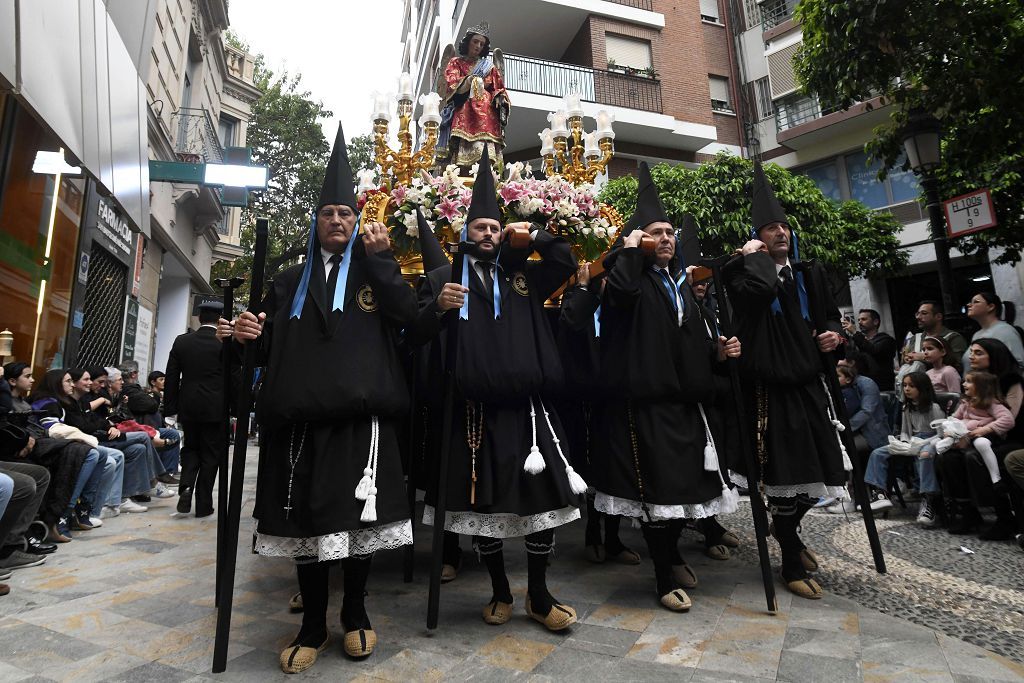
{"left": 901, "top": 109, "right": 958, "bottom": 317}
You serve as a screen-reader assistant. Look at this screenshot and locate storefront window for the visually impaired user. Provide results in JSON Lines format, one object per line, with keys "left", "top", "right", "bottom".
{"left": 0, "top": 101, "right": 85, "bottom": 381}
{"left": 803, "top": 160, "right": 842, "bottom": 203}
{"left": 844, "top": 149, "right": 889, "bottom": 209}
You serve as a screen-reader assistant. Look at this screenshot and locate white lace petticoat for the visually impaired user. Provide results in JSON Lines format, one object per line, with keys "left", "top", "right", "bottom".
{"left": 253, "top": 518, "right": 413, "bottom": 562}
{"left": 594, "top": 488, "right": 739, "bottom": 521}
{"left": 422, "top": 505, "right": 580, "bottom": 538}
{"left": 729, "top": 472, "right": 849, "bottom": 500}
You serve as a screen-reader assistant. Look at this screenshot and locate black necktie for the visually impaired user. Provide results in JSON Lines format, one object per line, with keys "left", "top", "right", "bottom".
{"left": 479, "top": 261, "right": 495, "bottom": 302}
{"left": 326, "top": 253, "right": 343, "bottom": 304}
{"left": 779, "top": 265, "right": 797, "bottom": 301}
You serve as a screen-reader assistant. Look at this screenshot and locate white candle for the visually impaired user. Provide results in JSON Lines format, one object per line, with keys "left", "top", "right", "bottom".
{"left": 418, "top": 92, "right": 442, "bottom": 124}
{"left": 548, "top": 110, "right": 569, "bottom": 138}
{"left": 398, "top": 72, "right": 414, "bottom": 101}
{"left": 564, "top": 93, "right": 584, "bottom": 117}
{"left": 372, "top": 93, "right": 391, "bottom": 121}
{"left": 596, "top": 109, "right": 615, "bottom": 138}
{"left": 584, "top": 131, "right": 600, "bottom": 158}
{"left": 538, "top": 128, "right": 554, "bottom": 156}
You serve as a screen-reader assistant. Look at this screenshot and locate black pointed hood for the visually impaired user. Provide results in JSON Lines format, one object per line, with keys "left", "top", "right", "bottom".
{"left": 628, "top": 161, "right": 669, "bottom": 231}
{"left": 416, "top": 207, "right": 449, "bottom": 271}
{"left": 466, "top": 146, "right": 501, "bottom": 224}
{"left": 751, "top": 160, "right": 788, "bottom": 234}
{"left": 678, "top": 212, "right": 701, "bottom": 269}
{"left": 317, "top": 123, "right": 357, "bottom": 211}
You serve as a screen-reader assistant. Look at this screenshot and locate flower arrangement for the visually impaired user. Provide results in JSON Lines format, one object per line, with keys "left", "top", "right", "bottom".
{"left": 357, "top": 162, "right": 620, "bottom": 264}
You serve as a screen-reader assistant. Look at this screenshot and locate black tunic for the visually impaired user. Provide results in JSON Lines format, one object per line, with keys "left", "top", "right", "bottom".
{"left": 723, "top": 252, "right": 847, "bottom": 497}
{"left": 411, "top": 231, "right": 581, "bottom": 537}
{"left": 592, "top": 248, "right": 734, "bottom": 519}
{"left": 251, "top": 242, "right": 418, "bottom": 557}
{"left": 554, "top": 284, "right": 603, "bottom": 480}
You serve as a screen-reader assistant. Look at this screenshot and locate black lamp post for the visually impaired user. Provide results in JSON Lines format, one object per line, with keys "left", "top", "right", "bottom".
{"left": 901, "top": 109, "right": 957, "bottom": 316}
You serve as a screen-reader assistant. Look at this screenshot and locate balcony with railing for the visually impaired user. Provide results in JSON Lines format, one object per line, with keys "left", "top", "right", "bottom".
{"left": 775, "top": 95, "right": 831, "bottom": 133}
{"left": 504, "top": 53, "right": 663, "bottom": 113}
{"left": 760, "top": 0, "right": 798, "bottom": 31}
{"left": 775, "top": 93, "right": 889, "bottom": 149}
{"left": 172, "top": 108, "right": 224, "bottom": 164}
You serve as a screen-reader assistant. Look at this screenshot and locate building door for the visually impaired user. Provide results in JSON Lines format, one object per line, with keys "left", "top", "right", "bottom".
{"left": 76, "top": 245, "right": 127, "bottom": 368}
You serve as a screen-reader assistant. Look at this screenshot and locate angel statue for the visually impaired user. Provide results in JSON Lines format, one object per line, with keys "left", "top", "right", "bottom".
{"left": 435, "top": 21, "right": 510, "bottom": 173}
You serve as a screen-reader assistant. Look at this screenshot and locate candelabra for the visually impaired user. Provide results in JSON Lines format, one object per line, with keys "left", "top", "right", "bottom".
{"left": 539, "top": 94, "right": 615, "bottom": 187}
{"left": 371, "top": 82, "right": 441, "bottom": 188}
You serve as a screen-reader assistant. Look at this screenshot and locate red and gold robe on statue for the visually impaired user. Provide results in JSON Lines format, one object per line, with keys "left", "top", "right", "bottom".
{"left": 440, "top": 56, "right": 508, "bottom": 168}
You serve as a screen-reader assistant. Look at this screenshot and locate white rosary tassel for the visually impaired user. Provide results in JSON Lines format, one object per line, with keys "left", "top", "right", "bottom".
{"left": 820, "top": 375, "right": 854, "bottom": 472}
{"left": 354, "top": 468, "right": 372, "bottom": 501}
{"left": 697, "top": 404, "right": 720, "bottom": 472}
{"left": 360, "top": 417, "right": 380, "bottom": 522}
{"left": 538, "top": 397, "right": 588, "bottom": 494}
{"left": 524, "top": 397, "right": 546, "bottom": 475}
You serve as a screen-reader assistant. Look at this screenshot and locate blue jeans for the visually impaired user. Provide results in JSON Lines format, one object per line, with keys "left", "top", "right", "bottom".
{"left": 0, "top": 473, "right": 13, "bottom": 518}
{"left": 121, "top": 430, "right": 167, "bottom": 477}
{"left": 82, "top": 445, "right": 125, "bottom": 513}
{"left": 916, "top": 443, "right": 940, "bottom": 494}
{"left": 156, "top": 427, "right": 181, "bottom": 474}
{"left": 67, "top": 448, "right": 101, "bottom": 515}
{"left": 102, "top": 437, "right": 152, "bottom": 498}
{"left": 864, "top": 432, "right": 935, "bottom": 491}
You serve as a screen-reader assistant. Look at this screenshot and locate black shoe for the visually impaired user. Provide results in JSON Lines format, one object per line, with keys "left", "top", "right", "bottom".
{"left": 195, "top": 509, "right": 215, "bottom": 519}
{"left": 157, "top": 473, "right": 180, "bottom": 485}
{"left": 131, "top": 494, "right": 152, "bottom": 503}
{"left": 979, "top": 518, "right": 1016, "bottom": 541}
{"left": 22, "top": 536, "right": 57, "bottom": 555}
{"left": 176, "top": 488, "right": 192, "bottom": 514}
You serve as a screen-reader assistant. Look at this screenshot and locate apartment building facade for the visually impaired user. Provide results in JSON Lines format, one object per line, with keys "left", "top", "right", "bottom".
{"left": 401, "top": 0, "right": 744, "bottom": 181}
{"left": 145, "top": 0, "right": 259, "bottom": 378}
{"left": 729, "top": 0, "right": 1023, "bottom": 340}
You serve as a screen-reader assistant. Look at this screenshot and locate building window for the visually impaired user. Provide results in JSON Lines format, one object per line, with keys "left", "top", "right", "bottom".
{"left": 742, "top": 0, "right": 761, "bottom": 30}
{"left": 218, "top": 115, "right": 237, "bottom": 148}
{"left": 605, "top": 34, "right": 652, "bottom": 71}
{"left": 0, "top": 101, "right": 86, "bottom": 379}
{"left": 802, "top": 160, "right": 842, "bottom": 203}
{"left": 700, "top": 0, "right": 721, "bottom": 23}
{"left": 709, "top": 76, "right": 732, "bottom": 113}
{"left": 752, "top": 77, "right": 774, "bottom": 119}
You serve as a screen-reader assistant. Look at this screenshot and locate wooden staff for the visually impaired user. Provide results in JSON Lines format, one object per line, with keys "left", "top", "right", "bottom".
{"left": 213, "top": 276, "right": 244, "bottom": 609}
{"left": 426, "top": 238, "right": 469, "bottom": 630}
{"left": 212, "top": 217, "right": 269, "bottom": 673}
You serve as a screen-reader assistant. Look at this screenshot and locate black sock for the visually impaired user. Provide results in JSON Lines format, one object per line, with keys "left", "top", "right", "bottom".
{"left": 293, "top": 561, "right": 329, "bottom": 646}
{"left": 666, "top": 520, "right": 685, "bottom": 565}
{"left": 585, "top": 494, "right": 603, "bottom": 547}
{"left": 641, "top": 522, "right": 677, "bottom": 596}
{"left": 443, "top": 531, "right": 462, "bottom": 568}
{"left": 604, "top": 514, "right": 626, "bottom": 554}
{"left": 340, "top": 555, "right": 373, "bottom": 631}
{"left": 698, "top": 516, "right": 727, "bottom": 546}
{"left": 525, "top": 529, "right": 556, "bottom": 614}
{"left": 476, "top": 537, "right": 512, "bottom": 604}
{"left": 770, "top": 499, "right": 806, "bottom": 582}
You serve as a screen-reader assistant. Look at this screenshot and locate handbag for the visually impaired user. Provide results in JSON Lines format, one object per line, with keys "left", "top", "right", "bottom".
{"left": 0, "top": 422, "right": 31, "bottom": 457}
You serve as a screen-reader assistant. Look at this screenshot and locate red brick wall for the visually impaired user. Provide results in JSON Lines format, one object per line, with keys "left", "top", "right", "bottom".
{"left": 606, "top": 156, "right": 639, "bottom": 180}
{"left": 560, "top": 19, "right": 594, "bottom": 67}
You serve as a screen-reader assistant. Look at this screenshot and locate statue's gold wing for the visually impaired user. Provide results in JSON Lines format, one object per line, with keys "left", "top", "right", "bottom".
{"left": 435, "top": 43, "right": 458, "bottom": 99}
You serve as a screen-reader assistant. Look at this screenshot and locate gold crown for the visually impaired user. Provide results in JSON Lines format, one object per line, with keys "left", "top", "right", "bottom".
{"left": 464, "top": 21, "right": 490, "bottom": 37}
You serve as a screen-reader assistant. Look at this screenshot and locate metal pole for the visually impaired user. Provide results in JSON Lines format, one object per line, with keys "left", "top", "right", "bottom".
{"left": 922, "top": 173, "right": 958, "bottom": 317}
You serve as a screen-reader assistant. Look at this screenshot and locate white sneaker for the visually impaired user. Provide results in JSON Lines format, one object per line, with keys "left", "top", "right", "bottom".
{"left": 815, "top": 496, "right": 837, "bottom": 508}
{"left": 120, "top": 498, "right": 148, "bottom": 513}
{"left": 826, "top": 499, "right": 858, "bottom": 514}
{"left": 916, "top": 498, "right": 936, "bottom": 527}
{"left": 869, "top": 495, "right": 893, "bottom": 512}
{"left": 88, "top": 516, "right": 103, "bottom": 527}
{"left": 153, "top": 483, "right": 175, "bottom": 499}
{"left": 100, "top": 505, "right": 121, "bottom": 519}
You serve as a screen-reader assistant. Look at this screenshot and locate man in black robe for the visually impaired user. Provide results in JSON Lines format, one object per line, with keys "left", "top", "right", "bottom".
{"left": 723, "top": 160, "right": 850, "bottom": 600}
{"left": 592, "top": 163, "right": 739, "bottom": 613}
{"left": 232, "top": 125, "right": 417, "bottom": 672}
{"left": 411, "top": 147, "right": 583, "bottom": 632}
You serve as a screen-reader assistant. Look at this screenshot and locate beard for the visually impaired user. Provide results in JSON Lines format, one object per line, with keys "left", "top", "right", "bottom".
{"left": 468, "top": 239, "right": 497, "bottom": 260}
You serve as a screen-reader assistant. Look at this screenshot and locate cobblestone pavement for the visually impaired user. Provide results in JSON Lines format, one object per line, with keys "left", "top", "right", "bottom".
{"left": 0, "top": 443, "right": 1022, "bottom": 682}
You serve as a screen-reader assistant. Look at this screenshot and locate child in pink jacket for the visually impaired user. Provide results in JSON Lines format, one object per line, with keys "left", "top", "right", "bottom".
{"left": 954, "top": 371, "right": 1015, "bottom": 486}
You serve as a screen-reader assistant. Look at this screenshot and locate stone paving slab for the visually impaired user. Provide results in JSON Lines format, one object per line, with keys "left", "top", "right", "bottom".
{"left": 0, "top": 443, "right": 1022, "bottom": 682}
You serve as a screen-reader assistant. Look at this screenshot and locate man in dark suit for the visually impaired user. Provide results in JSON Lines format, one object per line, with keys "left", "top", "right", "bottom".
{"left": 164, "top": 301, "right": 227, "bottom": 517}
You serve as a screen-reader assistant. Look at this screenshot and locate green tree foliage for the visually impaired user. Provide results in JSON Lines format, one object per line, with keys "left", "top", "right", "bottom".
{"left": 210, "top": 42, "right": 332, "bottom": 298}
{"left": 347, "top": 134, "right": 377, "bottom": 178}
{"left": 794, "top": 0, "right": 1024, "bottom": 263}
{"left": 597, "top": 153, "right": 906, "bottom": 279}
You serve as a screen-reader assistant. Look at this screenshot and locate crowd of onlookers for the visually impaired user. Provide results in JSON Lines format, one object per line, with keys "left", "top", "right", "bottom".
{"left": 0, "top": 361, "right": 181, "bottom": 596}
{"left": 830, "top": 295, "right": 1024, "bottom": 552}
